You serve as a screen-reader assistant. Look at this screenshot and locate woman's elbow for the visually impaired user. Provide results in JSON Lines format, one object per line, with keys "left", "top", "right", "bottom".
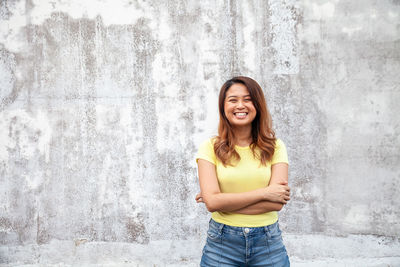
{"left": 205, "top": 205, "right": 217, "bottom": 212}
{"left": 203, "top": 196, "right": 219, "bottom": 212}
{"left": 204, "top": 201, "right": 217, "bottom": 212}
{"left": 275, "top": 203, "right": 284, "bottom": 211}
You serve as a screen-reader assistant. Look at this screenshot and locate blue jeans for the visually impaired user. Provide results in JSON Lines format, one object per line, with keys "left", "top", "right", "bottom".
{"left": 201, "top": 219, "right": 290, "bottom": 267}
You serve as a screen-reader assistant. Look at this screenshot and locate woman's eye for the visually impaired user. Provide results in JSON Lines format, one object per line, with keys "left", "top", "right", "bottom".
{"left": 245, "top": 98, "right": 252, "bottom": 102}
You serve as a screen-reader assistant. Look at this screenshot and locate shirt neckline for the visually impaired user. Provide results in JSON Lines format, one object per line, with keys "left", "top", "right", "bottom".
{"left": 235, "top": 144, "right": 250, "bottom": 150}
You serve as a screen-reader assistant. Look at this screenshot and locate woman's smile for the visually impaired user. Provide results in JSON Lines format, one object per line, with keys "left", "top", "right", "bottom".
{"left": 234, "top": 112, "right": 248, "bottom": 119}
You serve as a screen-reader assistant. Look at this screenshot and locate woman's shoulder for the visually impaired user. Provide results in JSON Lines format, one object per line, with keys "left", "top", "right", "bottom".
{"left": 196, "top": 136, "right": 218, "bottom": 164}
{"left": 274, "top": 138, "right": 286, "bottom": 148}
{"left": 271, "top": 137, "right": 288, "bottom": 164}
{"left": 200, "top": 136, "right": 217, "bottom": 146}
{"left": 198, "top": 136, "right": 217, "bottom": 152}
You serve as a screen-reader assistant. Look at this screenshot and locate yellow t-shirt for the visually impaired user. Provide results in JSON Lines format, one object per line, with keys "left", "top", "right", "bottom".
{"left": 196, "top": 138, "right": 289, "bottom": 227}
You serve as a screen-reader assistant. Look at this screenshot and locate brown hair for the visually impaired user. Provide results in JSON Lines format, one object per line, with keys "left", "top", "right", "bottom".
{"left": 214, "top": 76, "right": 276, "bottom": 166}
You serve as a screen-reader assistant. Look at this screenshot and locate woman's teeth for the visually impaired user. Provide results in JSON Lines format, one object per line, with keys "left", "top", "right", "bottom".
{"left": 235, "top": 112, "right": 247, "bottom": 118}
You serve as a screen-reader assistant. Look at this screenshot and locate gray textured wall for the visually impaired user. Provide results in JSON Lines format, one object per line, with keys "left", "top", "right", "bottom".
{"left": 1, "top": 0, "right": 399, "bottom": 266}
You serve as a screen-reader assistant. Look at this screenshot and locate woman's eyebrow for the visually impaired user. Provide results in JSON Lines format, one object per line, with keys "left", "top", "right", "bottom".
{"left": 227, "top": 95, "right": 251, "bottom": 98}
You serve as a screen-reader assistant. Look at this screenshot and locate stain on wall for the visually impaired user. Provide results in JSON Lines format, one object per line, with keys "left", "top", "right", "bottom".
{"left": 0, "top": 0, "right": 399, "bottom": 265}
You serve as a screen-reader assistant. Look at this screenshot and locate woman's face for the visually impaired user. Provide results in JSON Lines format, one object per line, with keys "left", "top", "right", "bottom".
{"left": 224, "top": 83, "right": 257, "bottom": 129}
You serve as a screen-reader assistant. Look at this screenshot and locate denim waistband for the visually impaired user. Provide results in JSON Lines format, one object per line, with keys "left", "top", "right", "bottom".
{"left": 209, "top": 218, "right": 278, "bottom": 236}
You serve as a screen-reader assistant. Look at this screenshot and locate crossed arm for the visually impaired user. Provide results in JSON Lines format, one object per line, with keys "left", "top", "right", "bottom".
{"left": 196, "top": 159, "right": 290, "bottom": 214}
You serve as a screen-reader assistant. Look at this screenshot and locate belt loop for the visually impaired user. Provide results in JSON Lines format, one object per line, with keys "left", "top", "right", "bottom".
{"left": 218, "top": 222, "right": 224, "bottom": 234}
{"left": 264, "top": 225, "right": 271, "bottom": 239}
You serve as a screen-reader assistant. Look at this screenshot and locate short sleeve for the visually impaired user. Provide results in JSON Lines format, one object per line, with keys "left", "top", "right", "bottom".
{"left": 271, "top": 138, "right": 289, "bottom": 165}
{"left": 196, "top": 138, "right": 217, "bottom": 165}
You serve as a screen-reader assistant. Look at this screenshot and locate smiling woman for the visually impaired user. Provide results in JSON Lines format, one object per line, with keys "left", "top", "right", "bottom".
{"left": 196, "top": 76, "right": 291, "bottom": 266}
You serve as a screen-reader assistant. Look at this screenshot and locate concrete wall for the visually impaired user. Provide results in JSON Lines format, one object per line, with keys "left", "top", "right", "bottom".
{"left": 1, "top": 0, "right": 399, "bottom": 266}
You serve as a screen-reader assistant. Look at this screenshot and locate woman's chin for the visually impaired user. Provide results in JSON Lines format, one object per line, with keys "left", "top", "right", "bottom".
{"left": 231, "top": 121, "right": 252, "bottom": 128}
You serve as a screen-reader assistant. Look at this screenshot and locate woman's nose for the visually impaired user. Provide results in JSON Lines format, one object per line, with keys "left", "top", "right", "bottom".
{"left": 237, "top": 100, "right": 245, "bottom": 108}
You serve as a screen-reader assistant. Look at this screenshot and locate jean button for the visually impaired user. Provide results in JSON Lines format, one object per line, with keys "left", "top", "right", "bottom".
{"left": 244, "top": 228, "right": 250, "bottom": 234}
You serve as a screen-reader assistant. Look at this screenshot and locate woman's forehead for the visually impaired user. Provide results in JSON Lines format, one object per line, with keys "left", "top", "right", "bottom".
{"left": 226, "top": 83, "right": 249, "bottom": 96}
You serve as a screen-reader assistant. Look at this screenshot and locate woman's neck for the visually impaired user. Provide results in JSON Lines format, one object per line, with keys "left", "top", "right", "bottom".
{"left": 232, "top": 126, "right": 252, "bottom": 147}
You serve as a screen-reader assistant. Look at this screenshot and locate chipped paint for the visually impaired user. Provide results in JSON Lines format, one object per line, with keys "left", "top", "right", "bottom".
{"left": 269, "top": 0, "right": 299, "bottom": 74}
{"left": 0, "top": 109, "right": 52, "bottom": 163}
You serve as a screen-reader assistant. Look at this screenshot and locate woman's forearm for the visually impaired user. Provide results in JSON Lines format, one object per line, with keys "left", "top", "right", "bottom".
{"left": 203, "top": 188, "right": 267, "bottom": 212}
{"left": 201, "top": 185, "right": 290, "bottom": 213}
{"left": 232, "top": 201, "right": 284, "bottom": 215}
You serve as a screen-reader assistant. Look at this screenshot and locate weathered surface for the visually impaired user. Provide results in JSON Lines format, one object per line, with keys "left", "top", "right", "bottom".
{"left": 0, "top": 0, "right": 399, "bottom": 266}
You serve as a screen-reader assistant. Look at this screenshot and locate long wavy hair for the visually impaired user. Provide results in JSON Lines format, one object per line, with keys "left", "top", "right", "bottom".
{"left": 214, "top": 76, "right": 276, "bottom": 166}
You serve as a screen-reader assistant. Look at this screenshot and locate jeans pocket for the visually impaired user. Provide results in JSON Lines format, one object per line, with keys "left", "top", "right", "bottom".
{"left": 268, "top": 222, "right": 282, "bottom": 240}
{"left": 206, "top": 227, "right": 221, "bottom": 241}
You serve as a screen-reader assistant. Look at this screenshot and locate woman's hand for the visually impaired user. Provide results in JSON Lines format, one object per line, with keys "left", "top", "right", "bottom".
{"left": 195, "top": 192, "right": 204, "bottom": 203}
{"left": 264, "top": 182, "right": 290, "bottom": 204}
